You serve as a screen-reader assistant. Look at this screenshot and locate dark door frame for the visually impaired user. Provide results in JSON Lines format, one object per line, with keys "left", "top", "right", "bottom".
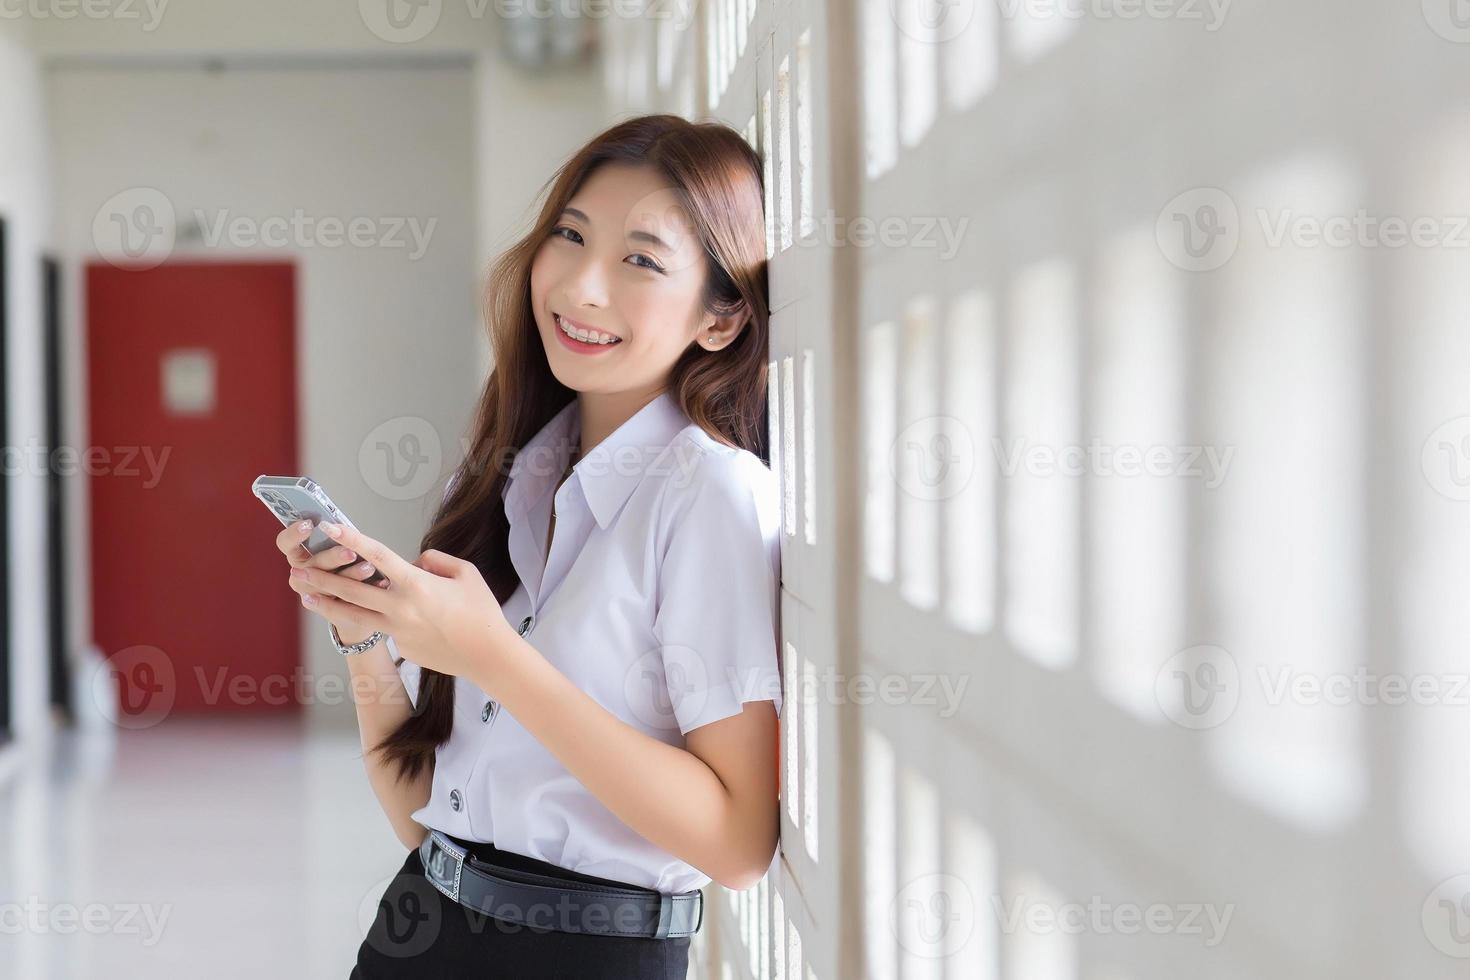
{"left": 44, "top": 255, "right": 72, "bottom": 724}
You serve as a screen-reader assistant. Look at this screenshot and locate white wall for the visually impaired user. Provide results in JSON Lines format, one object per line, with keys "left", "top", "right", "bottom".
{"left": 0, "top": 19, "right": 57, "bottom": 742}
{"left": 608, "top": 2, "right": 1470, "bottom": 980}
{"left": 28, "top": 1, "right": 499, "bottom": 56}
{"left": 472, "top": 51, "right": 607, "bottom": 372}
{"left": 46, "top": 62, "right": 481, "bottom": 728}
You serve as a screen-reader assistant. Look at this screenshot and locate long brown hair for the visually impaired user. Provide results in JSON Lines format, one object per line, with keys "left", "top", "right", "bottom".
{"left": 370, "top": 113, "right": 770, "bottom": 783}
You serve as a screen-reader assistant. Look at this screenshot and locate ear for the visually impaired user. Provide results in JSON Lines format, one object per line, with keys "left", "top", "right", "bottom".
{"left": 698, "top": 303, "right": 750, "bottom": 351}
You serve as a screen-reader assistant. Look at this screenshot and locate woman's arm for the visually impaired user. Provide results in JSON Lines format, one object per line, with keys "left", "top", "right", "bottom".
{"left": 472, "top": 635, "right": 779, "bottom": 891}
{"left": 293, "top": 509, "right": 781, "bottom": 882}
{"left": 278, "top": 519, "right": 430, "bottom": 852}
{"left": 341, "top": 629, "right": 433, "bottom": 851}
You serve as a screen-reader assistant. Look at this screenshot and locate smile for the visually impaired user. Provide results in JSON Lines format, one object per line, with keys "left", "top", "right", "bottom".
{"left": 555, "top": 314, "right": 623, "bottom": 348}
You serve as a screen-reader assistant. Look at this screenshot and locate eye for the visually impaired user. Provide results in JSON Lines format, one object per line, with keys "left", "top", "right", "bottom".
{"left": 629, "top": 254, "right": 666, "bottom": 274}
{"left": 551, "top": 225, "right": 665, "bottom": 274}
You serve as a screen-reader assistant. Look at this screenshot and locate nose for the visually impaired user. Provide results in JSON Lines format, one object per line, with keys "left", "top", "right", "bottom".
{"left": 559, "top": 247, "right": 611, "bottom": 310}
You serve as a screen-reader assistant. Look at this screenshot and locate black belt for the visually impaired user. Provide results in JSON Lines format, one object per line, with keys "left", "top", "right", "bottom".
{"left": 418, "top": 830, "right": 703, "bottom": 940}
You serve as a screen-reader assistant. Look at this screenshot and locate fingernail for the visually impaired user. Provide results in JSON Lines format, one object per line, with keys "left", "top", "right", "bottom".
{"left": 291, "top": 567, "right": 306, "bottom": 578}
{"left": 340, "top": 549, "right": 356, "bottom": 562}
{"left": 298, "top": 520, "right": 312, "bottom": 532}
{"left": 303, "top": 594, "right": 317, "bottom": 606}
{"left": 322, "top": 522, "right": 340, "bottom": 538}
{"left": 359, "top": 563, "right": 375, "bottom": 576}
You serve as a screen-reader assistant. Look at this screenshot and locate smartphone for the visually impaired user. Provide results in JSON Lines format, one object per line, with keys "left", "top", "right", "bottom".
{"left": 252, "top": 475, "right": 389, "bottom": 587}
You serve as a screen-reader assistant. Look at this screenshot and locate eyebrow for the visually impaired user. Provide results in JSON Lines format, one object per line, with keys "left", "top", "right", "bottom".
{"left": 559, "top": 206, "right": 675, "bottom": 254}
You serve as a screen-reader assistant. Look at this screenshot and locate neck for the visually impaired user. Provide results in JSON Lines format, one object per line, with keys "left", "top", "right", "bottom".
{"left": 574, "top": 387, "right": 664, "bottom": 459}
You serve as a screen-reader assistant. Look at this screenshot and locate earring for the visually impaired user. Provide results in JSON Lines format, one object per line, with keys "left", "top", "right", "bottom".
{"left": 706, "top": 332, "right": 720, "bottom": 349}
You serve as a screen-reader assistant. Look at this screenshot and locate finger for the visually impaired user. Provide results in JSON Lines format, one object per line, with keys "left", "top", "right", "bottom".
{"left": 291, "top": 564, "right": 393, "bottom": 614}
{"left": 298, "top": 591, "right": 388, "bottom": 635}
{"left": 275, "top": 519, "right": 317, "bottom": 564}
{"left": 413, "top": 548, "right": 464, "bottom": 577}
{"left": 308, "top": 545, "right": 360, "bottom": 572}
{"left": 287, "top": 569, "right": 373, "bottom": 597}
{"left": 287, "top": 574, "right": 333, "bottom": 600}
{"left": 335, "top": 558, "right": 380, "bottom": 582}
{"left": 318, "top": 522, "right": 415, "bottom": 582}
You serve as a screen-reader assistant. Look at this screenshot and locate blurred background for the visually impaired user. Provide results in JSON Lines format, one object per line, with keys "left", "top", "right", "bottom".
{"left": 1, "top": 0, "right": 1468, "bottom": 977}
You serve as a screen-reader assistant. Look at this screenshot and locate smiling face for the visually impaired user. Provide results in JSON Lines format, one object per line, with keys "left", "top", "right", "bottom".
{"left": 529, "top": 161, "right": 739, "bottom": 395}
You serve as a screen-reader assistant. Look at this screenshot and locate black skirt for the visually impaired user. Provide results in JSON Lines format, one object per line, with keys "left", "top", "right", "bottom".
{"left": 350, "top": 835, "right": 693, "bottom": 980}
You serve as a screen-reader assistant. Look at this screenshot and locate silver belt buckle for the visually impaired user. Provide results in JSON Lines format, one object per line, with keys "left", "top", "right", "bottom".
{"left": 423, "top": 831, "right": 466, "bottom": 903}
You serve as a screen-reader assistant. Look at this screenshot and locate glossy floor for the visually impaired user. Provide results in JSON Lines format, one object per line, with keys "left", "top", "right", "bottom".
{"left": 0, "top": 716, "right": 407, "bottom": 979}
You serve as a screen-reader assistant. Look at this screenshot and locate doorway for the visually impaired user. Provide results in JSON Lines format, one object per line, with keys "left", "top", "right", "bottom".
{"left": 87, "top": 262, "right": 300, "bottom": 717}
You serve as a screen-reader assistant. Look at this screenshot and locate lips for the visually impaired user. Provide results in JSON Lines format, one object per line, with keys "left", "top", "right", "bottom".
{"left": 552, "top": 314, "right": 624, "bottom": 355}
{"left": 554, "top": 313, "right": 622, "bottom": 345}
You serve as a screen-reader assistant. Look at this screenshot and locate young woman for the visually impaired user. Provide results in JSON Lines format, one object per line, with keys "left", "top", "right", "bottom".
{"left": 274, "top": 114, "right": 782, "bottom": 978}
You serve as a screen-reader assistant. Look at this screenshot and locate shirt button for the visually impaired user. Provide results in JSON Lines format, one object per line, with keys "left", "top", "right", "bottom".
{"left": 517, "top": 615, "right": 534, "bottom": 636}
{"left": 449, "top": 789, "right": 463, "bottom": 812}
{"left": 481, "top": 700, "right": 497, "bottom": 723}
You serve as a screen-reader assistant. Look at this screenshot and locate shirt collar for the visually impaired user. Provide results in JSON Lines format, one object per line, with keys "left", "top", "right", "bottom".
{"left": 502, "top": 390, "right": 692, "bottom": 530}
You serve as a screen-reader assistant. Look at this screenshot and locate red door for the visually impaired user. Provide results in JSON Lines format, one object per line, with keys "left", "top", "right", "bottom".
{"left": 88, "top": 262, "right": 299, "bottom": 718}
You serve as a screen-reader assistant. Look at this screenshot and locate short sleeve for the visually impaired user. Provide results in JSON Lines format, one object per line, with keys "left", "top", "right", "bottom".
{"left": 652, "top": 448, "right": 783, "bottom": 735}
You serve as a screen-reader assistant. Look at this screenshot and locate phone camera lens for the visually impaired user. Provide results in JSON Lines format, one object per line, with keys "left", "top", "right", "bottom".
{"left": 261, "top": 491, "right": 298, "bottom": 523}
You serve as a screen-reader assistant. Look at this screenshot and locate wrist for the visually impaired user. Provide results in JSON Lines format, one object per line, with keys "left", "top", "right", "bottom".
{"left": 329, "top": 621, "right": 384, "bottom": 655}
{"left": 469, "top": 621, "right": 519, "bottom": 699}
{"left": 333, "top": 623, "right": 377, "bottom": 646}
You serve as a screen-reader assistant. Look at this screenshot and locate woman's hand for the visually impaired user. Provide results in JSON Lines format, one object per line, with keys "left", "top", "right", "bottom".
{"left": 287, "top": 521, "right": 518, "bottom": 681}
{"left": 274, "top": 519, "right": 387, "bottom": 643}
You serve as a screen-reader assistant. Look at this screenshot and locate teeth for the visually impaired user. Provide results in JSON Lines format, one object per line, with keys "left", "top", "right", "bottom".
{"left": 556, "top": 315, "right": 621, "bottom": 345}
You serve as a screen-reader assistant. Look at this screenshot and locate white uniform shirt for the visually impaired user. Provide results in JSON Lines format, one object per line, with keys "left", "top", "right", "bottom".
{"left": 385, "top": 390, "right": 784, "bottom": 894}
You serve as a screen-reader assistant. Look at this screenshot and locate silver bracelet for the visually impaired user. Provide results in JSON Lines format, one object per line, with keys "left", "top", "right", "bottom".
{"left": 329, "top": 622, "right": 386, "bottom": 656}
